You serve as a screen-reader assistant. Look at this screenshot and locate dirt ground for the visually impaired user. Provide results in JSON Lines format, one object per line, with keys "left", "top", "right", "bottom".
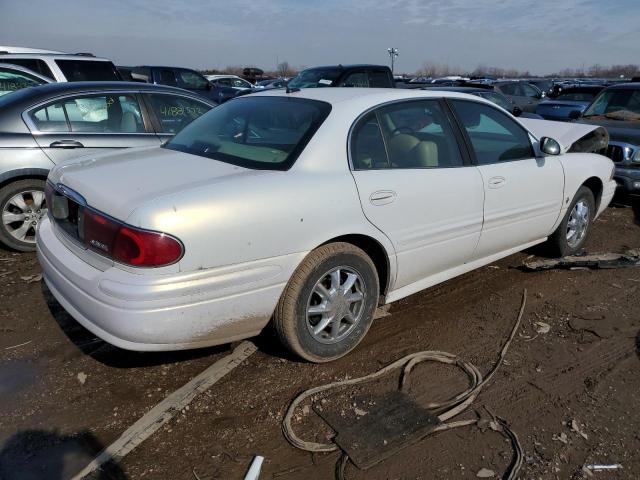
{"left": 1, "top": 199, "right": 639, "bottom": 480}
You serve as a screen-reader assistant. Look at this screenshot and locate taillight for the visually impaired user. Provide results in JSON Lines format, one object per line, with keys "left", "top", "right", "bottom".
{"left": 83, "top": 209, "right": 183, "bottom": 267}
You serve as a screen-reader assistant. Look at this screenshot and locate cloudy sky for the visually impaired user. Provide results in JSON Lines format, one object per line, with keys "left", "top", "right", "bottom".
{"left": 2, "top": 0, "right": 638, "bottom": 74}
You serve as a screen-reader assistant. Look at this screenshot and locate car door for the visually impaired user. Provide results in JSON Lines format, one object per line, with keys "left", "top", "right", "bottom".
{"left": 27, "top": 92, "right": 160, "bottom": 164}
{"left": 143, "top": 92, "right": 215, "bottom": 142}
{"left": 350, "top": 99, "right": 485, "bottom": 291}
{"left": 449, "top": 99, "right": 564, "bottom": 259}
{"left": 497, "top": 83, "right": 526, "bottom": 109}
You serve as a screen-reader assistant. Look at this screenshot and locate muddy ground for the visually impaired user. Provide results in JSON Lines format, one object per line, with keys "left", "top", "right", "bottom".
{"left": 1, "top": 199, "right": 639, "bottom": 480}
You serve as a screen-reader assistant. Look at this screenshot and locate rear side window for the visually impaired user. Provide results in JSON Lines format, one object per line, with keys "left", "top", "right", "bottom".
{"left": 147, "top": 94, "right": 212, "bottom": 134}
{"left": 166, "top": 96, "right": 331, "bottom": 170}
{"left": 177, "top": 70, "right": 209, "bottom": 90}
{"left": 339, "top": 71, "right": 368, "bottom": 87}
{"left": 158, "top": 69, "right": 178, "bottom": 86}
{"left": 451, "top": 100, "right": 534, "bottom": 164}
{"left": 0, "top": 69, "right": 46, "bottom": 96}
{"left": 55, "top": 60, "right": 121, "bottom": 81}
{"left": 369, "top": 70, "right": 391, "bottom": 88}
{"left": 3, "top": 58, "right": 54, "bottom": 79}
{"left": 30, "top": 94, "right": 144, "bottom": 133}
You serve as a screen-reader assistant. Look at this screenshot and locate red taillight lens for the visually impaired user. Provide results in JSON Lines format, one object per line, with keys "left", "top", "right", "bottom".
{"left": 112, "top": 226, "right": 183, "bottom": 267}
{"left": 82, "top": 209, "right": 183, "bottom": 267}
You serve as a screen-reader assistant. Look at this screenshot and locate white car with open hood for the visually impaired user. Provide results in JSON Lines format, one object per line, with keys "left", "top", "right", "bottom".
{"left": 37, "top": 88, "right": 616, "bottom": 362}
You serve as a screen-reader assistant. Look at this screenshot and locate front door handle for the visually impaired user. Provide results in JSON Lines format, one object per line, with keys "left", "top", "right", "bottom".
{"left": 50, "top": 140, "right": 84, "bottom": 149}
{"left": 370, "top": 190, "right": 397, "bottom": 206}
{"left": 488, "top": 176, "right": 506, "bottom": 189}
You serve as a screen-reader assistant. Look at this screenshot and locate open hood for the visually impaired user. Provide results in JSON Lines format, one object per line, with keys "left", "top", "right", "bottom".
{"left": 518, "top": 118, "right": 609, "bottom": 154}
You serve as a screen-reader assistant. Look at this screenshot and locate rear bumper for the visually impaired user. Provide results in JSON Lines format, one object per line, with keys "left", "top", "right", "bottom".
{"left": 37, "top": 217, "right": 303, "bottom": 351}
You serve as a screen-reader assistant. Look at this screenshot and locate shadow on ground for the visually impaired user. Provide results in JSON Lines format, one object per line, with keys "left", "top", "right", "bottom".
{"left": 0, "top": 429, "right": 126, "bottom": 480}
{"left": 41, "top": 282, "right": 229, "bottom": 369}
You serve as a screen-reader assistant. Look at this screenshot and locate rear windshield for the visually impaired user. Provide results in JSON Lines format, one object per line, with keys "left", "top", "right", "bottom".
{"left": 55, "top": 60, "right": 121, "bottom": 82}
{"left": 165, "top": 96, "right": 331, "bottom": 170}
{"left": 288, "top": 68, "right": 342, "bottom": 88}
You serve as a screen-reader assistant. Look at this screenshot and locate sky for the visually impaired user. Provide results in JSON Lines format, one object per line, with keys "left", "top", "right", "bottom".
{"left": 2, "top": 0, "right": 639, "bottom": 75}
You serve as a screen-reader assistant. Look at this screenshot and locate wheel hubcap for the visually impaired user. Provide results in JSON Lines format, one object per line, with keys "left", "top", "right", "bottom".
{"left": 2, "top": 189, "right": 47, "bottom": 244}
{"left": 306, "top": 266, "right": 366, "bottom": 344}
{"left": 566, "top": 199, "right": 589, "bottom": 249}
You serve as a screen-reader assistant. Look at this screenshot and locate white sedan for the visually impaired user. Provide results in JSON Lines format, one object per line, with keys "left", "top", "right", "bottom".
{"left": 37, "top": 88, "right": 616, "bottom": 362}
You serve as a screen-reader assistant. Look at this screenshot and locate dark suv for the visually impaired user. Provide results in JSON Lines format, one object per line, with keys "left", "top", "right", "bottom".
{"left": 287, "top": 65, "right": 394, "bottom": 89}
{"left": 575, "top": 83, "right": 640, "bottom": 195}
{"left": 131, "top": 66, "right": 238, "bottom": 104}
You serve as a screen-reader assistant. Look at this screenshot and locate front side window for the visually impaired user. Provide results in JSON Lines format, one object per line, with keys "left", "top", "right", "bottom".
{"left": 30, "top": 94, "right": 144, "bottom": 133}
{"left": 499, "top": 83, "right": 518, "bottom": 96}
{"left": 0, "top": 69, "right": 45, "bottom": 96}
{"left": 479, "top": 92, "right": 512, "bottom": 111}
{"left": 351, "top": 100, "right": 463, "bottom": 169}
{"left": 339, "top": 71, "right": 368, "bottom": 87}
{"left": 521, "top": 83, "right": 541, "bottom": 98}
{"left": 54, "top": 60, "right": 120, "bottom": 81}
{"left": 451, "top": 100, "right": 534, "bottom": 164}
{"left": 147, "top": 94, "right": 212, "bottom": 134}
{"left": 369, "top": 70, "right": 391, "bottom": 88}
{"left": 178, "top": 70, "right": 209, "bottom": 90}
{"left": 165, "top": 96, "right": 331, "bottom": 170}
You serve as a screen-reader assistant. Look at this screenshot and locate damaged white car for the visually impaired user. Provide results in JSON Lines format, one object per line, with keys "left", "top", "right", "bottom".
{"left": 37, "top": 89, "right": 616, "bottom": 362}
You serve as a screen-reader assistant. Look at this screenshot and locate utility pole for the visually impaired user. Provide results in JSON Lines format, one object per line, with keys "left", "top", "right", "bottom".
{"left": 387, "top": 47, "right": 399, "bottom": 75}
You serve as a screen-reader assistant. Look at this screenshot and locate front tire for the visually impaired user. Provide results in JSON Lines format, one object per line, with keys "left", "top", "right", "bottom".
{"left": 0, "top": 179, "right": 47, "bottom": 252}
{"left": 547, "top": 186, "right": 595, "bottom": 257}
{"left": 273, "top": 242, "right": 379, "bottom": 363}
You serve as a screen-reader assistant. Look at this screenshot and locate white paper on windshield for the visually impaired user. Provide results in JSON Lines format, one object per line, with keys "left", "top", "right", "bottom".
{"left": 318, "top": 79, "right": 332, "bottom": 85}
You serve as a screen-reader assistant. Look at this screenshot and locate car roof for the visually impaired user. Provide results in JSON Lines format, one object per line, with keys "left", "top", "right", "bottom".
{"left": 301, "top": 64, "right": 388, "bottom": 71}
{"left": 422, "top": 86, "right": 493, "bottom": 94}
{"left": 0, "top": 81, "right": 215, "bottom": 109}
{"left": 136, "top": 65, "right": 200, "bottom": 72}
{"left": 0, "top": 53, "right": 113, "bottom": 62}
{"left": 604, "top": 82, "right": 640, "bottom": 90}
{"left": 245, "top": 87, "right": 493, "bottom": 107}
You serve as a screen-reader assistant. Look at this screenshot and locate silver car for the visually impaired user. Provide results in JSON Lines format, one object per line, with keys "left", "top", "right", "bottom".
{"left": 0, "top": 81, "right": 215, "bottom": 251}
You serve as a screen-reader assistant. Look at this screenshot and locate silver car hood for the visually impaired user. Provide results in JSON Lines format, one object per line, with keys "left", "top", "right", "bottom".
{"left": 49, "top": 146, "right": 266, "bottom": 221}
{"left": 518, "top": 118, "right": 607, "bottom": 153}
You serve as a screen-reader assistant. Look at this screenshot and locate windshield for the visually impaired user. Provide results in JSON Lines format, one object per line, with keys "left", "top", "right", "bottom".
{"left": 55, "top": 60, "right": 121, "bottom": 81}
{"left": 287, "top": 68, "right": 342, "bottom": 88}
{"left": 165, "top": 96, "right": 331, "bottom": 170}
{"left": 583, "top": 88, "right": 640, "bottom": 121}
{"left": 556, "top": 91, "right": 597, "bottom": 102}
{"left": 478, "top": 92, "right": 511, "bottom": 110}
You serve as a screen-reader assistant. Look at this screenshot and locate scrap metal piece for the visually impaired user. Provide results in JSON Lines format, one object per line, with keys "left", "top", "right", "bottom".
{"left": 314, "top": 391, "right": 441, "bottom": 470}
{"left": 523, "top": 249, "right": 640, "bottom": 271}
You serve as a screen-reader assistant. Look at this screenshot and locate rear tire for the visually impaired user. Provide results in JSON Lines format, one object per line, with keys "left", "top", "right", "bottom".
{"left": 547, "top": 186, "right": 595, "bottom": 257}
{"left": 0, "top": 179, "right": 47, "bottom": 252}
{"left": 273, "top": 242, "right": 379, "bottom": 363}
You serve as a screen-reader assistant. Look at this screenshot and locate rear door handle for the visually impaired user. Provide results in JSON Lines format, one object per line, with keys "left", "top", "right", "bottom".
{"left": 369, "top": 190, "right": 397, "bottom": 205}
{"left": 50, "top": 140, "right": 84, "bottom": 149}
{"left": 488, "top": 176, "right": 506, "bottom": 189}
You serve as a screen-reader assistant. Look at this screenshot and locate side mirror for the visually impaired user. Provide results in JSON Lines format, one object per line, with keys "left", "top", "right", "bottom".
{"left": 512, "top": 106, "right": 523, "bottom": 117}
{"left": 540, "top": 137, "right": 561, "bottom": 156}
{"left": 568, "top": 110, "right": 582, "bottom": 120}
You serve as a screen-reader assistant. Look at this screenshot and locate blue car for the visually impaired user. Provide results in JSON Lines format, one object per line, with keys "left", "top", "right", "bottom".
{"left": 536, "top": 86, "right": 603, "bottom": 121}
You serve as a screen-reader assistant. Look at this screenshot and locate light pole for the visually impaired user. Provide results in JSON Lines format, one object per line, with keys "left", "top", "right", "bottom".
{"left": 387, "top": 47, "right": 399, "bottom": 75}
